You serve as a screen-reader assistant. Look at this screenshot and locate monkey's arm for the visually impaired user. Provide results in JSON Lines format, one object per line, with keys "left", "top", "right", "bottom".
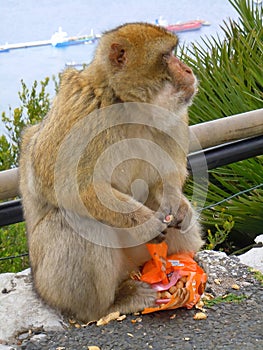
{"left": 87, "top": 183, "right": 168, "bottom": 238}
{"left": 59, "top": 182, "right": 168, "bottom": 243}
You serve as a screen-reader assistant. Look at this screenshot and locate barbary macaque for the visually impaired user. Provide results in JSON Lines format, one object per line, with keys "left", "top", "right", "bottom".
{"left": 19, "top": 23, "right": 203, "bottom": 321}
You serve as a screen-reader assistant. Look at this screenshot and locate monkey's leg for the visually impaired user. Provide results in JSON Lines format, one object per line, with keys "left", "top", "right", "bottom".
{"left": 29, "top": 211, "right": 156, "bottom": 321}
{"left": 28, "top": 209, "right": 128, "bottom": 322}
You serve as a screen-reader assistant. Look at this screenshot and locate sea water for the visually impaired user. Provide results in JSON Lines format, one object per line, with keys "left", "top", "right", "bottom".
{"left": 0, "top": 0, "right": 238, "bottom": 133}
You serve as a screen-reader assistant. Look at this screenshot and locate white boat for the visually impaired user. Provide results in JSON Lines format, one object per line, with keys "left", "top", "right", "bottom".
{"left": 0, "top": 43, "right": 10, "bottom": 53}
{"left": 50, "top": 27, "right": 97, "bottom": 47}
{"left": 1, "top": 28, "right": 100, "bottom": 53}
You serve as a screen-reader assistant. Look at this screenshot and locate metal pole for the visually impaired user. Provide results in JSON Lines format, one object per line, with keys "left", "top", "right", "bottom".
{"left": 0, "top": 135, "right": 262, "bottom": 227}
{"left": 0, "top": 109, "right": 263, "bottom": 200}
{"left": 189, "top": 108, "right": 263, "bottom": 152}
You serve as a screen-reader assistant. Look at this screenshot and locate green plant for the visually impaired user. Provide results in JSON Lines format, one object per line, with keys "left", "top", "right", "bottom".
{"left": 0, "top": 223, "right": 29, "bottom": 273}
{"left": 0, "top": 135, "right": 15, "bottom": 171}
{"left": 202, "top": 158, "right": 263, "bottom": 239}
{"left": 205, "top": 215, "right": 235, "bottom": 250}
{"left": 0, "top": 78, "right": 52, "bottom": 272}
{"left": 182, "top": 0, "right": 263, "bottom": 123}
{"left": 249, "top": 268, "right": 263, "bottom": 285}
{"left": 1, "top": 77, "right": 51, "bottom": 168}
{"left": 182, "top": 0, "right": 263, "bottom": 249}
{"left": 204, "top": 293, "right": 247, "bottom": 308}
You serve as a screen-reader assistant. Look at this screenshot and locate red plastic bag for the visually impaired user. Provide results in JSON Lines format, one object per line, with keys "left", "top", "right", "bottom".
{"left": 138, "top": 241, "right": 207, "bottom": 314}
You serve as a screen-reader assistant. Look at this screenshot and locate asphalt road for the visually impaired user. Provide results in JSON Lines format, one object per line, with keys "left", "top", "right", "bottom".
{"left": 16, "top": 251, "right": 263, "bottom": 350}
{"left": 18, "top": 281, "right": 262, "bottom": 350}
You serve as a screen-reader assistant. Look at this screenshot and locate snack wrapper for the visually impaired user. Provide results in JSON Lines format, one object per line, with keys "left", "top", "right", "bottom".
{"left": 139, "top": 241, "right": 207, "bottom": 314}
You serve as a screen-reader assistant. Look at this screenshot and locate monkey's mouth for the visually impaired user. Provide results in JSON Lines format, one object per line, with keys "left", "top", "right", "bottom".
{"left": 178, "top": 76, "right": 199, "bottom": 103}
{"left": 173, "top": 82, "right": 198, "bottom": 104}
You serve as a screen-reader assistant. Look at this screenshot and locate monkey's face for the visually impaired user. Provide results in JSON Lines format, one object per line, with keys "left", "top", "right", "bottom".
{"left": 162, "top": 52, "right": 198, "bottom": 104}
{"left": 100, "top": 23, "right": 197, "bottom": 107}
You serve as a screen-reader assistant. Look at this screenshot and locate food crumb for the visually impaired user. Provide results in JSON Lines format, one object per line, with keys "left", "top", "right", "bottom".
{"left": 193, "top": 312, "right": 207, "bottom": 320}
{"left": 231, "top": 284, "right": 240, "bottom": 290}
{"left": 117, "top": 314, "right": 127, "bottom": 321}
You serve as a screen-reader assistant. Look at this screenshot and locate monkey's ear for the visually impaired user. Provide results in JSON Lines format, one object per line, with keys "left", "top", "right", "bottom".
{"left": 109, "top": 43, "right": 127, "bottom": 67}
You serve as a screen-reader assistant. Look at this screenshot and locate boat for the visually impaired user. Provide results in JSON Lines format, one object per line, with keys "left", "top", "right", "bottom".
{"left": 65, "top": 61, "right": 85, "bottom": 68}
{"left": 0, "top": 47, "right": 10, "bottom": 53}
{"left": 166, "top": 20, "right": 208, "bottom": 33}
{"left": 0, "top": 44, "right": 10, "bottom": 53}
{"left": 0, "top": 27, "right": 99, "bottom": 53}
{"left": 155, "top": 17, "right": 210, "bottom": 33}
{"left": 50, "top": 27, "right": 98, "bottom": 47}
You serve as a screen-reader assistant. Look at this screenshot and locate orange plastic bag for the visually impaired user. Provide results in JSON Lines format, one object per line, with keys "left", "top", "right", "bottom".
{"left": 139, "top": 241, "right": 207, "bottom": 314}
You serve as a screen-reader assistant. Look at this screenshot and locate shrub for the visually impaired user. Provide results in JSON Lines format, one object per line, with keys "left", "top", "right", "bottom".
{"left": 182, "top": 0, "right": 263, "bottom": 251}
{"left": 0, "top": 78, "right": 52, "bottom": 272}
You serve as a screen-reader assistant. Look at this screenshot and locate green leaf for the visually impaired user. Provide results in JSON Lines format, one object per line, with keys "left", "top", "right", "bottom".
{"left": 183, "top": 0, "right": 263, "bottom": 248}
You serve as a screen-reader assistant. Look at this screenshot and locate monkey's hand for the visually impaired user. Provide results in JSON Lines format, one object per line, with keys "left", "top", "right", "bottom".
{"left": 167, "top": 195, "right": 194, "bottom": 232}
{"left": 147, "top": 229, "right": 168, "bottom": 244}
{"left": 146, "top": 194, "right": 194, "bottom": 243}
{"left": 130, "top": 207, "right": 169, "bottom": 244}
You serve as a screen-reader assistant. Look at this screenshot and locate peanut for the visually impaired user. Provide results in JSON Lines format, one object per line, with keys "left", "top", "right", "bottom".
{"left": 175, "top": 280, "right": 184, "bottom": 289}
{"left": 180, "top": 276, "right": 188, "bottom": 283}
{"left": 161, "top": 291, "right": 172, "bottom": 299}
{"left": 168, "top": 285, "right": 177, "bottom": 294}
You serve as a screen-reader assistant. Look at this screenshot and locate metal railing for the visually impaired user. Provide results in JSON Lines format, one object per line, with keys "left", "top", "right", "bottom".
{"left": 0, "top": 109, "right": 263, "bottom": 227}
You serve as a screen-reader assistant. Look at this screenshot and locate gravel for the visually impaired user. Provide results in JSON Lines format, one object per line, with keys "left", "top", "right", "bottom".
{"left": 13, "top": 251, "right": 263, "bottom": 350}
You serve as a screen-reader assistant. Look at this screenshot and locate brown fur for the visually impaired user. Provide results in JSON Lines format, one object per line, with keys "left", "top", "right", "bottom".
{"left": 19, "top": 23, "right": 203, "bottom": 321}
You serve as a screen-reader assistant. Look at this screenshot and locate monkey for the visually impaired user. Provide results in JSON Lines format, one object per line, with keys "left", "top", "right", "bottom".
{"left": 19, "top": 22, "right": 204, "bottom": 322}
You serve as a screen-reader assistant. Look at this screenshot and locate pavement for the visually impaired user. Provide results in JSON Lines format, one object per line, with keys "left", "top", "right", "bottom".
{"left": 0, "top": 250, "right": 261, "bottom": 350}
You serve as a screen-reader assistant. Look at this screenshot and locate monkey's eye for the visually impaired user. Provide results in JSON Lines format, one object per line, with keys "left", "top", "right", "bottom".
{"left": 162, "top": 50, "right": 174, "bottom": 61}
{"left": 162, "top": 46, "right": 177, "bottom": 61}
{"left": 162, "top": 52, "right": 171, "bottom": 61}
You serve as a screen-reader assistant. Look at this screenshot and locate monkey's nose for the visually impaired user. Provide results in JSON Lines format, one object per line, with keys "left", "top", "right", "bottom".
{"left": 185, "top": 67, "right": 193, "bottom": 74}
